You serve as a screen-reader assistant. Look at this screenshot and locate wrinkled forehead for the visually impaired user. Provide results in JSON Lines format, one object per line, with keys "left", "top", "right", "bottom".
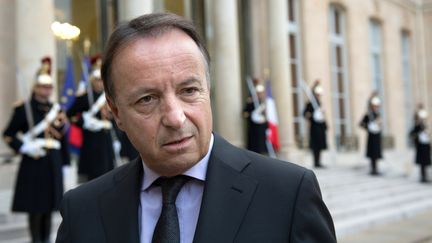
{"left": 112, "top": 30, "right": 207, "bottom": 77}
{"left": 124, "top": 31, "right": 203, "bottom": 62}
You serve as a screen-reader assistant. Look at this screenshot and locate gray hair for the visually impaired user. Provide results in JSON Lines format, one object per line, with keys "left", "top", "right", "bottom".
{"left": 101, "top": 12, "right": 210, "bottom": 101}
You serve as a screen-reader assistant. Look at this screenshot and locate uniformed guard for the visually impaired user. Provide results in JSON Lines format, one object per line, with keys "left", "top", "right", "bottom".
{"left": 303, "top": 79, "right": 328, "bottom": 168}
{"left": 2, "top": 62, "right": 68, "bottom": 243}
{"left": 360, "top": 92, "right": 383, "bottom": 175}
{"left": 114, "top": 124, "right": 139, "bottom": 162}
{"left": 243, "top": 82, "right": 268, "bottom": 154}
{"left": 67, "top": 54, "right": 115, "bottom": 182}
{"left": 410, "top": 104, "right": 431, "bottom": 183}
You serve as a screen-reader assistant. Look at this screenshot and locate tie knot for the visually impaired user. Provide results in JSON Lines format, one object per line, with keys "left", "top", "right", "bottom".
{"left": 157, "top": 175, "right": 189, "bottom": 204}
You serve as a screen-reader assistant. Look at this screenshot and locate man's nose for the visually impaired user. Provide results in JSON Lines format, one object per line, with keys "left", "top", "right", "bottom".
{"left": 161, "top": 97, "right": 186, "bottom": 129}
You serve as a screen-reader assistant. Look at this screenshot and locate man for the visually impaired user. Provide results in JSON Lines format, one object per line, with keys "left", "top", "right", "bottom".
{"left": 3, "top": 64, "right": 68, "bottom": 243}
{"left": 243, "top": 82, "right": 268, "bottom": 154}
{"left": 303, "top": 80, "right": 328, "bottom": 168}
{"left": 360, "top": 92, "right": 383, "bottom": 175}
{"left": 56, "top": 13, "right": 336, "bottom": 243}
{"left": 66, "top": 55, "right": 115, "bottom": 182}
{"left": 410, "top": 104, "right": 431, "bottom": 183}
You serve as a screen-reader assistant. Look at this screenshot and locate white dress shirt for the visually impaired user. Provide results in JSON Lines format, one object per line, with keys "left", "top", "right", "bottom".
{"left": 139, "top": 134, "right": 214, "bottom": 243}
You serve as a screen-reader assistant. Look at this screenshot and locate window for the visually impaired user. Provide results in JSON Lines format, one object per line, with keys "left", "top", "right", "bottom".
{"left": 369, "top": 20, "right": 387, "bottom": 133}
{"left": 288, "top": 0, "right": 306, "bottom": 148}
{"left": 401, "top": 31, "right": 413, "bottom": 139}
{"left": 329, "top": 5, "right": 352, "bottom": 150}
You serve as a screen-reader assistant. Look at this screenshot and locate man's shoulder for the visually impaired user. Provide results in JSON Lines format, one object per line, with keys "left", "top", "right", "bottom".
{"left": 64, "top": 161, "right": 137, "bottom": 201}
{"left": 213, "top": 133, "right": 309, "bottom": 182}
{"left": 243, "top": 149, "right": 309, "bottom": 180}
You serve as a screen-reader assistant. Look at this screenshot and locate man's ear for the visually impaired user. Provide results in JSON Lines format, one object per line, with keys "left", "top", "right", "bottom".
{"left": 106, "top": 94, "right": 123, "bottom": 130}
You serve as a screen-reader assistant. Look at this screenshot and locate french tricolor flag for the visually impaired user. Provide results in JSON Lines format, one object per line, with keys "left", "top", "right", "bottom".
{"left": 265, "top": 81, "right": 280, "bottom": 151}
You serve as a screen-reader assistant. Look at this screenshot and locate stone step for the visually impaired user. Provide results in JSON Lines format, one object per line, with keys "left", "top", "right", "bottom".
{"left": 335, "top": 197, "right": 432, "bottom": 237}
{"left": 323, "top": 180, "right": 424, "bottom": 207}
{"left": 313, "top": 168, "right": 432, "bottom": 238}
{"left": 331, "top": 186, "right": 432, "bottom": 220}
{"left": 324, "top": 179, "right": 407, "bottom": 197}
{"left": 326, "top": 184, "right": 426, "bottom": 209}
{"left": 0, "top": 213, "right": 60, "bottom": 242}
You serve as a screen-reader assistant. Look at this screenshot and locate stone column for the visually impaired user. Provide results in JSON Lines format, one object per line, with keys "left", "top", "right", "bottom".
{"left": 0, "top": 0, "right": 17, "bottom": 155}
{"left": 16, "top": 0, "right": 56, "bottom": 99}
{"left": 268, "top": 0, "right": 295, "bottom": 160}
{"left": 118, "top": 0, "right": 153, "bottom": 21}
{"left": 212, "top": 0, "right": 243, "bottom": 146}
{"left": 250, "top": 0, "right": 270, "bottom": 79}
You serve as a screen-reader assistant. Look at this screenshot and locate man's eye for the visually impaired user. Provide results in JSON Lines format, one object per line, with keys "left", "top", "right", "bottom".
{"left": 138, "top": 95, "right": 154, "bottom": 104}
{"left": 183, "top": 87, "right": 199, "bottom": 95}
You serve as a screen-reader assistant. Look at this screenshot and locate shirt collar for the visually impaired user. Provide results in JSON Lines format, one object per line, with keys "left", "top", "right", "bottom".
{"left": 141, "top": 133, "right": 214, "bottom": 191}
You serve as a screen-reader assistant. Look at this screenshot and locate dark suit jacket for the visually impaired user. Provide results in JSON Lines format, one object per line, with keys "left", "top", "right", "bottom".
{"left": 55, "top": 133, "right": 336, "bottom": 243}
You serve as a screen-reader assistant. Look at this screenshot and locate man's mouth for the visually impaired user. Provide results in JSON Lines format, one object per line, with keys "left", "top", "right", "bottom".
{"left": 162, "top": 136, "right": 193, "bottom": 152}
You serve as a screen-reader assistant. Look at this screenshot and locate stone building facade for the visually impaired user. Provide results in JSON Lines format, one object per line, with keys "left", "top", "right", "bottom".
{"left": 1, "top": 0, "right": 431, "bottom": 171}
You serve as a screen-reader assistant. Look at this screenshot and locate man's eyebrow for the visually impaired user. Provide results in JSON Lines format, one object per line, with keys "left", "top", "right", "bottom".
{"left": 128, "top": 86, "right": 159, "bottom": 99}
{"left": 178, "top": 77, "right": 202, "bottom": 87}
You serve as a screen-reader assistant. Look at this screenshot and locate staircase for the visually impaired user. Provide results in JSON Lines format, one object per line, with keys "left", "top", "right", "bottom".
{"left": 315, "top": 167, "right": 432, "bottom": 238}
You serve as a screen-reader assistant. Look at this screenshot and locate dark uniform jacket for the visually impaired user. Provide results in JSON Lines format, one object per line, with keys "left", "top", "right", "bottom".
{"left": 360, "top": 111, "right": 382, "bottom": 160}
{"left": 3, "top": 96, "right": 67, "bottom": 213}
{"left": 55, "top": 133, "right": 336, "bottom": 243}
{"left": 113, "top": 123, "right": 138, "bottom": 162}
{"left": 243, "top": 99, "right": 268, "bottom": 154}
{"left": 410, "top": 123, "right": 431, "bottom": 166}
{"left": 303, "top": 102, "right": 327, "bottom": 152}
{"left": 67, "top": 91, "right": 114, "bottom": 180}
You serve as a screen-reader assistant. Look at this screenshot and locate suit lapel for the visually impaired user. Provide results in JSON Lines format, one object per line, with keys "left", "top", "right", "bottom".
{"left": 193, "top": 134, "right": 258, "bottom": 243}
{"left": 99, "top": 158, "right": 142, "bottom": 243}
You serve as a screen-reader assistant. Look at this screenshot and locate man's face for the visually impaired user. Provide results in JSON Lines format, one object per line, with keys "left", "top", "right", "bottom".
{"left": 371, "top": 105, "right": 379, "bottom": 112}
{"left": 92, "top": 78, "right": 104, "bottom": 93}
{"left": 34, "top": 84, "right": 53, "bottom": 100}
{"left": 108, "top": 29, "right": 213, "bottom": 177}
{"left": 257, "top": 91, "right": 266, "bottom": 101}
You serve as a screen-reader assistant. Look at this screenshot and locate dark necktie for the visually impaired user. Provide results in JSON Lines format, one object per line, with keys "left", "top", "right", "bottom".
{"left": 152, "top": 175, "right": 189, "bottom": 243}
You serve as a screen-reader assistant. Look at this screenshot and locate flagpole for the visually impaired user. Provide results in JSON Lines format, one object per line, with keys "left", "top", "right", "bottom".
{"left": 78, "top": 52, "right": 94, "bottom": 106}
{"left": 81, "top": 38, "right": 94, "bottom": 106}
{"left": 264, "top": 74, "right": 277, "bottom": 159}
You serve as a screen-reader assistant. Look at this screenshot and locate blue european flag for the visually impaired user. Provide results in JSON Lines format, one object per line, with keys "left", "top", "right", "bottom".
{"left": 60, "top": 56, "right": 76, "bottom": 111}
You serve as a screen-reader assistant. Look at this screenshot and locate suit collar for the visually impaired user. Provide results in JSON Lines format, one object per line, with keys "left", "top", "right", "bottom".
{"left": 97, "top": 134, "right": 257, "bottom": 243}
{"left": 99, "top": 158, "right": 142, "bottom": 243}
{"left": 193, "top": 133, "right": 258, "bottom": 243}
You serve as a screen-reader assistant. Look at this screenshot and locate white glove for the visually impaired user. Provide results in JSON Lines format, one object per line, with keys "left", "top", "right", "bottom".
{"left": 367, "top": 121, "right": 381, "bottom": 134}
{"left": 313, "top": 109, "right": 325, "bottom": 123}
{"left": 34, "top": 138, "right": 61, "bottom": 150}
{"left": 83, "top": 112, "right": 112, "bottom": 132}
{"left": 419, "top": 131, "right": 430, "bottom": 144}
{"left": 62, "top": 165, "right": 71, "bottom": 176}
{"left": 251, "top": 104, "right": 266, "bottom": 124}
{"left": 113, "top": 140, "right": 122, "bottom": 154}
{"left": 20, "top": 141, "right": 46, "bottom": 158}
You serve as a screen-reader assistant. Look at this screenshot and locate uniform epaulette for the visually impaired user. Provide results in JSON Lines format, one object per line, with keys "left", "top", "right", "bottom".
{"left": 75, "top": 91, "right": 86, "bottom": 97}
{"left": 12, "top": 99, "right": 25, "bottom": 108}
